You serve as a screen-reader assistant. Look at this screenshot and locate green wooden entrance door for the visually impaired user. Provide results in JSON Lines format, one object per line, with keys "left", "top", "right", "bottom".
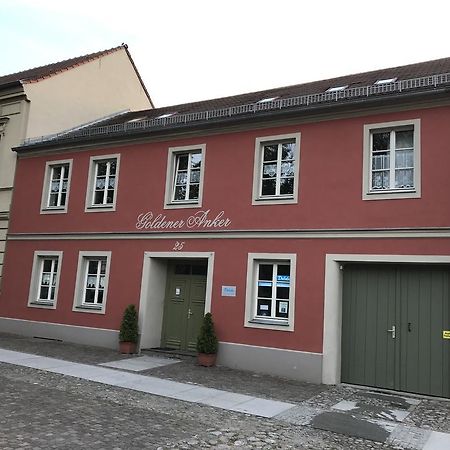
{"left": 342, "top": 264, "right": 450, "bottom": 397}
{"left": 161, "top": 261, "right": 207, "bottom": 352}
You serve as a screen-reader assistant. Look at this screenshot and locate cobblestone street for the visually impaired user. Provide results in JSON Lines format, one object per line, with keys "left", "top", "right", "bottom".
{"left": 0, "top": 333, "right": 449, "bottom": 449}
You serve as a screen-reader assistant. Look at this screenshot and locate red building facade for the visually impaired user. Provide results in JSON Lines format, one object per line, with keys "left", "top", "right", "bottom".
{"left": 1, "top": 59, "right": 450, "bottom": 397}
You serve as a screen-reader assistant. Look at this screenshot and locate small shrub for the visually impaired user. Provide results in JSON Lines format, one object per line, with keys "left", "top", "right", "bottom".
{"left": 119, "top": 304, "right": 139, "bottom": 343}
{"left": 196, "top": 312, "right": 218, "bottom": 354}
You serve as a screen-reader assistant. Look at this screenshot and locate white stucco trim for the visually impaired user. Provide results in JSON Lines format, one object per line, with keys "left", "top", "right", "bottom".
{"left": 322, "top": 253, "right": 450, "bottom": 385}
{"left": 138, "top": 251, "right": 215, "bottom": 349}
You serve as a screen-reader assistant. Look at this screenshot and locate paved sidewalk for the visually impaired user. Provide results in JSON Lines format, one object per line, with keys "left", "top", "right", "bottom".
{"left": 0, "top": 332, "right": 449, "bottom": 449}
{"left": 0, "top": 348, "right": 294, "bottom": 418}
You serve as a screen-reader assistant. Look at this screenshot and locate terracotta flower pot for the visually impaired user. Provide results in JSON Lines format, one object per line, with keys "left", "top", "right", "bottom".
{"left": 197, "top": 352, "right": 217, "bottom": 367}
{"left": 119, "top": 341, "right": 137, "bottom": 354}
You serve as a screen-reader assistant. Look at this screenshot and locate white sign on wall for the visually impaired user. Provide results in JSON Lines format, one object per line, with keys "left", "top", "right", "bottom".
{"left": 136, "top": 209, "right": 232, "bottom": 230}
{"left": 221, "top": 286, "right": 236, "bottom": 297}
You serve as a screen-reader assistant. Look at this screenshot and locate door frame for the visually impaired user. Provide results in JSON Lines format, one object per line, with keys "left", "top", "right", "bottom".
{"left": 138, "top": 252, "right": 215, "bottom": 350}
{"left": 322, "top": 254, "right": 450, "bottom": 386}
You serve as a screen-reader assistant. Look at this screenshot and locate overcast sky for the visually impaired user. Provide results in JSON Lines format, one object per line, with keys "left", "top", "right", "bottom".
{"left": 2, "top": 0, "right": 450, "bottom": 107}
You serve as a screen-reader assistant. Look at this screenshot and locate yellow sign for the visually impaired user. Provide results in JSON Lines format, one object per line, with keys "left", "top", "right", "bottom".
{"left": 443, "top": 331, "right": 450, "bottom": 339}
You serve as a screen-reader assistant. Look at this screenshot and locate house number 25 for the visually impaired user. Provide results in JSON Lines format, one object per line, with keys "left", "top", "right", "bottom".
{"left": 173, "top": 241, "right": 185, "bottom": 251}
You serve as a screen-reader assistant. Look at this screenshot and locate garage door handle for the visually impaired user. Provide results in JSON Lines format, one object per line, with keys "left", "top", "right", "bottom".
{"left": 387, "top": 325, "right": 396, "bottom": 339}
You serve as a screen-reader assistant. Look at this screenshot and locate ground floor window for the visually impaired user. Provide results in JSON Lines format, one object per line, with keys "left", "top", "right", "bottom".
{"left": 244, "top": 253, "right": 296, "bottom": 331}
{"left": 28, "top": 251, "right": 63, "bottom": 309}
{"left": 73, "top": 251, "right": 111, "bottom": 314}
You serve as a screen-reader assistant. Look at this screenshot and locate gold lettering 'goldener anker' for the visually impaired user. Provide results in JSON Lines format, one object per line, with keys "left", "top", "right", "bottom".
{"left": 136, "top": 210, "right": 232, "bottom": 230}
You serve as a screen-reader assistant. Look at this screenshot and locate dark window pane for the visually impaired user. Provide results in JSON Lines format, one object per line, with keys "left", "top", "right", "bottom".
{"left": 258, "top": 285, "right": 272, "bottom": 298}
{"left": 97, "top": 290, "right": 104, "bottom": 304}
{"left": 109, "top": 161, "right": 116, "bottom": 175}
{"left": 39, "top": 286, "right": 49, "bottom": 300}
{"left": 263, "top": 145, "right": 277, "bottom": 162}
{"left": 106, "top": 190, "right": 114, "bottom": 203}
{"left": 276, "top": 286, "right": 290, "bottom": 299}
{"left": 259, "top": 264, "right": 273, "bottom": 280}
{"left": 257, "top": 298, "right": 272, "bottom": 316}
{"left": 60, "top": 193, "right": 66, "bottom": 205}
{"left": 372, "top": 132, "right": 390, "bottom": 150}
{"left": 62, "top": 164, "right": 69, "bottom": 177}
{"left": 177, "top": 154, "right": 188, "bottom": 170}
{"left": 278, "top": 265, "right": 290, "bottom": 277}
{"left": 261, "top": 179, "right": 276, "bottom": 196}
{"left": 100, "top": 260, "right": 107, "bottom": 274}
{"left": 108, "top": 176, "right": 115, "bottom": 189}
{"left": 94, "top": 191, "right": 104, "bottom": 204}
{"left": 88, "top": 260, "right": 98, "bottom": 274}
{"left": 50, "top": 287, "right": 55, "bottom": 300}
{"left": 188, "top": 184, "right": 199, "bottom": 200}
{"left": 43, "top": 260, "right": 53, "bottom": 272}
{"left": 97, "top": 162, "right": 107, "bottom": 176}
{"left": 52, "top": 166, "right": 62, "bottom": 179}
{"left": 280, "top": 178, "right": 294, "bottom": 195}
{"left": 84, "top": 289, "right": 95, "bottom": 303}
{"left": 49, "top": 194, "right": 58, "bottom": 206}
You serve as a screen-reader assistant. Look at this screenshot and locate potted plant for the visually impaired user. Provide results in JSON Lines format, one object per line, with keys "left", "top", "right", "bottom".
{"left": 196, "top": 312, "right": 218, "bottom": 367}
{"left": 119, "top": 304, "right": 139, "bottom": 354}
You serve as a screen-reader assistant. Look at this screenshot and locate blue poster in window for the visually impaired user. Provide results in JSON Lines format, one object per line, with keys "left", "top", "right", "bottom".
{"left": 277, "top": 275, "right": 290, "bottom": 281}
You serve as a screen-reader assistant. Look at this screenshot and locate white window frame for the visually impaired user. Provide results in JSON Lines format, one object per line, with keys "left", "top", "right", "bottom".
{"left": 244, "top": 253, "right": 296, "bottom": 331}
{"left": 363, "top": 119, "right": 421, "bottom": 200}
{"left": 164, "top": 144, "right": 206, "bottom": 209}
{"left": 72, "top": 251, "right": 111, "bottom": 314}
{"left": 252, "top": 133, "right": 301, "bottom": 205}
{"left": 28, "top": 251, "right": 63, "bottom": 309}
{"left": 40, "top": 159, "right": 72, "bottom": 214}
{"left": 85, "top": 154, "right": 120, "bottom": 212}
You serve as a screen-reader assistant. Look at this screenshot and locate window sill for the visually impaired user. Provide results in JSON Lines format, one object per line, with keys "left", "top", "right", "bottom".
{"left": 28, "top": 301, "right": 55, "bottom": 309}
{"left": 363, "top": 188, "right": 420, "bottom": 201}
{"left": 249, "top": 318, "right": 289, "bottom": 326}
{"left": 40, "top": 207, "right": 68, "bottom": 215}
{"left": 164, "top": 201, "right": 201, "bottom": 210}
{"left": 74, "top": 304, "right": 104, "bottom": 314}
{"left": 246, "top": 318, "right": 293, "bottom": 331}
{"left": 85, "top": 204, "right": 115, "bottom": 213}
{"left": 252, "top": 196, "right": 297, "bottom": 206}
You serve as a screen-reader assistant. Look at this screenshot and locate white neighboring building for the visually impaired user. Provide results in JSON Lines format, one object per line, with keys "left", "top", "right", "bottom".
{"left": 0, "top": 44, "right": 153, "bottom": 283}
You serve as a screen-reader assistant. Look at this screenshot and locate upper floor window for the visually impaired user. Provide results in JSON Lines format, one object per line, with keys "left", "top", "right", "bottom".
{"left": 252, "top": 133, "right": 301, "bottom": 205}
{"left": 363, "top": 119, "right": 421, "bottom": 200}
{"left": 41, "top": 159, "right": 72, "bottom": 214}
{"left": 164, "top": 144, "right": 206, "bottom": 209}
{"left": 28, "top": 251, "right": 63, "bottom": 309}
{"left": 85, "top": 154, "right": 120, "bottom": 212}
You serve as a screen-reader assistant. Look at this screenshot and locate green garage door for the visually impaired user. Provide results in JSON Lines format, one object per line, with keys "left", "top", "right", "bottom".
{"left": 341, "top": 264, "right": 450, "bottom": 397}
